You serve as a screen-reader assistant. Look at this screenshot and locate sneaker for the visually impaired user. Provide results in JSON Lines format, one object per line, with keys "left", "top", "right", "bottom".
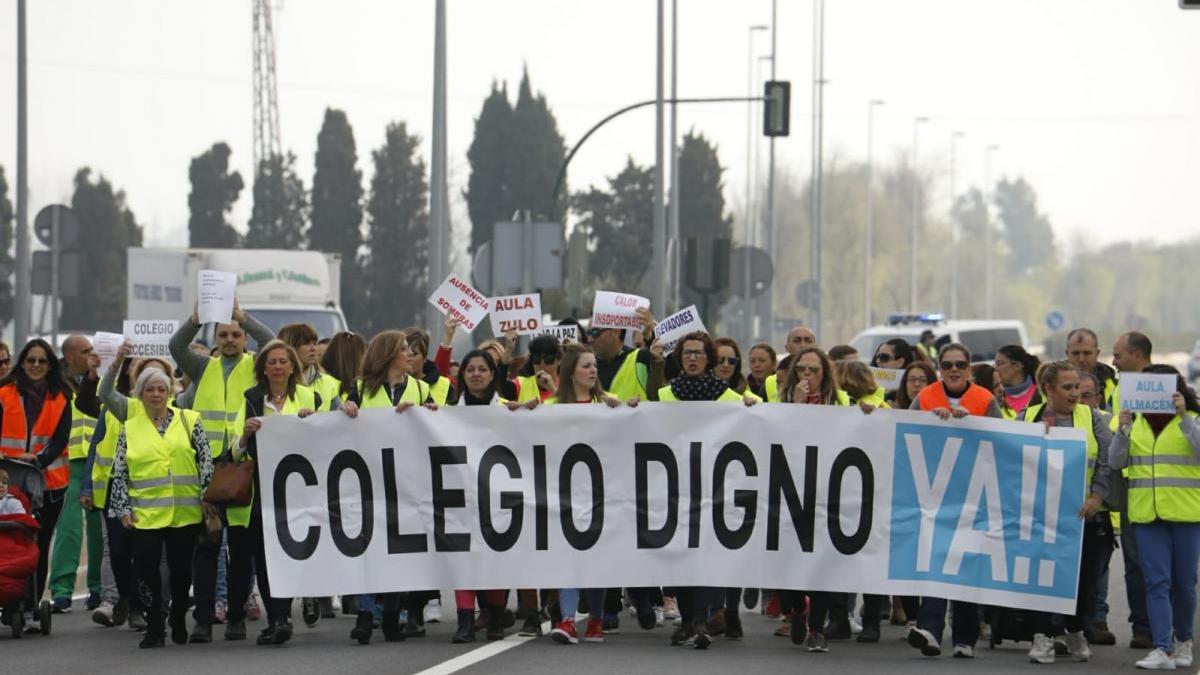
{"left": 245, "top": 593, "right": 262, "bottom": 621}
{"left": 908, "top": 627, "right": 942, "bottom": 657}
{"left": 653, "top": 606, "right": 664, "bottom": 627}
{"left": 953, "top": 644, "right": 975, "bottom": 658}
{"left": 92, "top": 602, "right": 115, "bottom": 627}
{"left": 214, "top": 601, "right": 227, "bottom": 623}
{"left": 602, "top": 612, "right": 619, "bottom": 634}
{"left": 551, "top": 619, "right": 579, "bottom": 645}
{"left": 50, "top": 597, "right": 71, "bottom": 613}
{"left": 805, "top": 631, "right": 830, "bottom": 653}
{"left": 518, "top": 614, "right": 542, "bottom": 637}
{"left": 424, "top": 599, "right": 442, "bottom": 624}
{"left": 1173, "top": 639, "right": 1193, "bottom": 667}
{"left": 979, "top": 620, "right": 992, "bottom": 641}
{"left": 302, "top": 598, "right": 320, "bottom": 628}
{"left": 1054, "top": 635, "right": 1070, "bottom": 656}
{"left": 225, "top": 618, "right": 247, "bottom": 641}
{"left": 1029, "top": 633, "right": 1056, "bottom": 664}
{"left": 85, "top": 592, "right": 102, "bottom": 611}
{"left": 774, "top": 618, "right": 793, "bottom": 638}
{"left": 1087, "top": 620, "right": 1116, "bottom": 646}
{"left": 693, "top": 625, "right": 712, "bottom": 650}
{"left": 743, "top": 588, "right": 759, "bottom": 610}
{"left": 584, "top": 617, "right": 605, "bottom": 643}
{"left": 670, "top": 624, "right": 695, "bottom": 646}
{"left": 764, "top": 592, "right": 782, "bottom": 619}
{"left": 1136, "top": 648, "right": 1177, "bottom": 670}
{"left": 849, "top": 615, "right": 863, "bottom": 635}
{"left": 1066, "top": 630, "right": 1091, "bottom": 662}
{"left": 636, "top": 602, "right": 656, "bottom": 630}
{"left": 662, "top": 597, "right": 680, "bottom": 620}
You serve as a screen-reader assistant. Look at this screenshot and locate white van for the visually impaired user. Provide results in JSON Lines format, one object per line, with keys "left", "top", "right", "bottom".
{"left": 850, "top": 314, "right": 1029, "bottom": 364}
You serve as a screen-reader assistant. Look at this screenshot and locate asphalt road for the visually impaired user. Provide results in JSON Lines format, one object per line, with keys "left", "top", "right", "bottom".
{"left": 5, "top": 554, "right": 1195, "bottom": 675}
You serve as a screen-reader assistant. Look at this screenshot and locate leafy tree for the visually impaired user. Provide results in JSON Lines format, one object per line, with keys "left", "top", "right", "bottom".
{"left": 509, "top": 68, "right": 567, "bottom": 224}
{"left": 310, "top": 108, "right": 365, "bottom": 329}
{"left": 61, "top": 169, "right": 143, "bottom": 330}
{"left": 571, "top": 157, "right": 654, "bottom": 287}
{"left": 0, "top": 167, "right": 13, "bottom": 327}
{"left": 187, "top": 142, "right": 243, "bottom": 248}
{"left": 362, "top": 122, "right": 429, "bottom": 334}
{"left": 465, "top": 82, "right": 513, "bottom": 256}
{"left": 677, "top": 131, "right": 734, "bottom": 324}
{"left": 245, "top": 152, "right": 308, "bottom": 249}
{"left": 995, "top": 177, "right": 1055, "bottom": 276}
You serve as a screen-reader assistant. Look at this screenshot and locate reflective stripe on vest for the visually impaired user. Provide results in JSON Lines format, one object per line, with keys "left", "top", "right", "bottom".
{"left": 227, "top": 385, "right": 316, "bottom": 528}
{"left": 92, "top": 401, "right": 142, "bottom": 510}
{"left": 125, "top": 407, "right": 203, "bottom": 529}
{"left": 607, "top": 350, "right": 645, "bottom": 401}
{"left": 192, "top": 354, "right": 256, "bottom": 458}
{"left": 1126, "top": 411, "right": 1200, "bottom": 524}
{"left": 0, "top": 384, "right": 69, "bottom": 489}
{"left": 68, "top": 401, "right": 97, "bottom": 460}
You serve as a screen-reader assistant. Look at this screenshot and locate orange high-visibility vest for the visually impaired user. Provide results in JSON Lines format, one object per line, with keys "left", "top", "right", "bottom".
{"left": 916, "top": 382, "right": 995, "bottom": 417}
{"left": 0, "top": 383, "right": 70, "bottom": 490}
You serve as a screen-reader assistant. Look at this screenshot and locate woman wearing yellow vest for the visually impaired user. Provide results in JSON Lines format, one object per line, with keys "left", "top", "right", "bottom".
{"left": 745, "top": 343, "right": 777, "bottom": 401}
{"left": 713, "top": 337, "right": 761, "bottom": 402}
{"left": 657, "top": 332, "right": 755, "bottom": 651}
{"left": 514, "top": 335, "right": 562, "bottom": 404}
{"left": 89, "top": 356, "right": 174, "bottom": 630}
{"left": 319, "top": 331, "right": 367, "bottom": 404}
{"left": 227, "top": 340, "right": 326, "bottom": 647}
{"left": 837, "top": 360, "right": 890, "bottom": 411}
{"left": 1109, "top": 365, "right": 1200, "bottom": 670}
{"left": 404, "top": 328, "right": 454, "bottom": 407}
{"left": 106, "top": 346, "right": 213, "bottom": 649}
{"left": 1018, "top": 361, "right": 1115, "bottom": 664}
{"left": 995, "top": 345, "right": 1043, "bottom": 421}
{"left": 339, "top": 330, "right": 437, "bottom": 644}
{"left": 279, "top": 322, "right": 342, "bottom": 409}
{"left": 0, "top": 338, "right": 72, "bottom": 632}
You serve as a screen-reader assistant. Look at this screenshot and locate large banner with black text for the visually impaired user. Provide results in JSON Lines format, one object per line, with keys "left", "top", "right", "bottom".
{"left": 256, "top": 404, "right": 1087, "bottom": 614}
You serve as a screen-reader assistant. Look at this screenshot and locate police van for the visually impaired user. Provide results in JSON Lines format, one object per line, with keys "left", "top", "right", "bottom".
{"left": 850, "top": 314, "right": 1029, "bottom": 364}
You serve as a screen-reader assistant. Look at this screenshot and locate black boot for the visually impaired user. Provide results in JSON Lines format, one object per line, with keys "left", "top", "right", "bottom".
{"left": 404, "top": 609, "right": 426, "bottom": 637}
{"left": 857, "top": 620, "right": 881, "bottom": 643}
{"left": 170, "top": 610, "right": 189, "bottom": 645}
{"left": 452, "top": 610, "right": 475, "bottom": 644}
{"left": 381, "top": 611, "right": 405, "bottom": 642}
{"left": 486, "top": 605, "right": 505, "bottom": 640}
{"left": 350, "top": 611, "right": 373, "bottom": 645}
{"left": 142, "top": 612, "right": 166, "bottom": 649}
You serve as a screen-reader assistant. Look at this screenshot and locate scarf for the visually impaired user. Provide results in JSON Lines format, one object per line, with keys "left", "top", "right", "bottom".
{"left": 459, "top": 389, "right": 495, "bottom": 406}
{"left": 669, "top": 372, "right": 729, "bottom": 401}
{"left": 1003, "top": 375, "right": 1037, "bottom": 413}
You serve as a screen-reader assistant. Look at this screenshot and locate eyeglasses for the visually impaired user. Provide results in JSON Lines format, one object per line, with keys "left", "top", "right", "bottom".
{"left": 681, "top": 350, "right": 706, "bottom": 360}
{"left": 717, "top": 356, "right": 739, "bottom": 366}
{"left": 795, "top": 365, "right": 821, "bottom": 375}
{"left": 24, "top": 357, "right": 49, "bottom": 366}
{"left": 907, "top": 376, "right": 929, "bottom": 386}
{"left": 875, "top": 353, "right": 896, "bottom": 363}
{"left": 0, "top": 358, "right": 10, "bottom": 367}
{"left": 531, "top": 353, "right": 560, "bottom": 365}
{"left": 940, "top": 360, "right": 970, "bottom": 371}
{"left": 587, "top": 328, "right": 604, "bottom": 338}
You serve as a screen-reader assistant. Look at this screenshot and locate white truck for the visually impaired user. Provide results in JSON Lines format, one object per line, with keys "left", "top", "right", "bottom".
{"left": 126, "top": 248, "right": 348, "bottom": 344}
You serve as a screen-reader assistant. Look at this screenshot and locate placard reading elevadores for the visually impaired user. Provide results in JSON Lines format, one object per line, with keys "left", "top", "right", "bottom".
{"left": 1119, "top": 373, "right": 1179, "bottom": 413}
{"left": 654, "top": 305, "right": 706, "bottom": 354}
{"left": 428, "top": 274, "right": 490, "bottom": 331}
{"left": 488, "top": 293, "right": 542, "bottom": 336}
{"left": 123, "top": 320, "right": 178, "bottom": 362}
{"left": 257, "top": 405, "right": 1087, "bottom": 614}
{"left": 591, "top": 291, "right": 649, "bottom": 329}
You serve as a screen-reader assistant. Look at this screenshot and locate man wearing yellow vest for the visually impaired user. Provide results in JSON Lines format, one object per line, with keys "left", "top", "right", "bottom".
{"left": 48, "top": 335, "right": 105, "bottom": 613}
{"left": 1066, "top": 328, "right": 1118, "bottom": 413}
{"left": 765, "top": 326, "right": 817, "bottom": 402}
{"left": 169, "top": 300, "right": 274, "bottom": 643}
{"left": 589, "top": 307, "right": 664, "bottom": 402}
{"left": 1107, "top": 330, "right": 1155, "bottom": 649}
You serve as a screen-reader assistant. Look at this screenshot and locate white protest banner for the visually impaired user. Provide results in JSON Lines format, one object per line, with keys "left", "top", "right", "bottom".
{"left": 1119, "top": 373, "right": 1179, "bottom": 413}
{"left": 122, "top": 320, "right": 178, "bottom": 363}
{"left": 91, "top": 332, "right": 124, "bottom": 373}
{"left": 591, "top": 291, "right": 649, "bottom": 330}
{"left": 488, "top": 293, "right": 542, "bottom": 336}
{"left": 428, "top": 274, "right": 490, "bottom": 332}
{"left": 258, "top": 404, "right": 1086, "bottom": 614}
{"left": 870, "top": 367, "right": 904, "bottom": 392}
{"left": 197, "top": 270, "right": 237, "bottom": 324}
{"left": 535, "top": 323, "right": 580, "bottom": 344}
{"left": 653, "top": 305, "right": 706, "bottom": 354}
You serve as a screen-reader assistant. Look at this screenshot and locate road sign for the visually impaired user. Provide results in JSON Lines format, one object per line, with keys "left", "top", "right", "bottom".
{"left": 1045, "top": 309, "right": 1065, "bottom": 332}
{"left": 684, "top": 237, "right": 731, "bottom": 293}
{"left": 729, "top": 245, "right": 773, "bottom": 298}
{"left": 471, "top": 242, "right": 492, "bottom": 296}
{"left": 491, "top": 221, "right": 563, "bottom": 292}
{"left": 33, "top": 204, "right": 79, "bottom": 249}
{"left": 32, "top": 250, "right": 80, "bottom": 297}
{"left": 795, "top": 279, "right": 820, "bottom": 310}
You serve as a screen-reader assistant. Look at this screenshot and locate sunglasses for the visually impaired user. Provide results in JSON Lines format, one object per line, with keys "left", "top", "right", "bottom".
{"left": 795, "top": 365, "right": 822, "bottom": 375}
{"left": 531, "top": 353, "right": 560, "bottom": 365}
{"left": 940, "top": 360, "right": 970, "bottom": 371}
{"left": 24, "top": 357, "right": 49, "bottom": 366}
{"left": 0, "top": 358, "right": 10, "bottom": 367}
{"left": 587, "top": 328, "right": 604, "bottom": 338}
{"left": 875, "top": 353, "right": 896, "bottom": 363}
{"left": 717, "top": 356, "right": 739, "bottom": 366}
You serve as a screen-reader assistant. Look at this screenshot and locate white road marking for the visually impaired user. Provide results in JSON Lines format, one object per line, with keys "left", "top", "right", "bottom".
{"left": 410, "top": 633, "right": 537, "bottom": 675}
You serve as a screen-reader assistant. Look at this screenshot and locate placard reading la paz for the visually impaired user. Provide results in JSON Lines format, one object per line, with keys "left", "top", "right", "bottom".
{"left": 653, "top": 305, "right": 706, "bottom": 353}
{"left": 591, "top": 291, "right": 649, "bottom": 329}
{"left": 535, "top": 323, "right": 579, "bottom": 344}
{"left": 1119, "top": 372, "right": 1179, "bottom": 413}
{"left": 428, "top": 274, "right": 490, "bottom": 331}
{"left": 488, "top": 293, "right": 542, "bottom": 336}
{"left": 123, "top": 319, "right": 179, "bottom": 362}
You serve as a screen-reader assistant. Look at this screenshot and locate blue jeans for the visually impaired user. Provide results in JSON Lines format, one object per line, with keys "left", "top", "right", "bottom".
{"left": 559, "top": 588, "right": 606, "bottom": 621}
{"left": 215, "top": 530, "right": 228, "bottom": 604}
{"left": 1122, "top": 513, "right": 1151, "bottom": 634}
{"left": 1135, "top": 521, "right": 1200, "bottom": 651}
{"left": 356, "top": 593, "right": 401, "bottom": 612}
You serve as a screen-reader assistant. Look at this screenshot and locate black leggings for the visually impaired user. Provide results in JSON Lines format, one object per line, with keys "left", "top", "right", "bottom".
{"left": 30, "top": 488, "right": 65, "bottom": 606}
{"left": 228, "top": 492, "right": 292, "bottom": 626}
{"left": 1032, "top": 517, "right": 1115, "bottom": 635}
{"left": 131, "top": 525, "right": 198, "bottom": 637}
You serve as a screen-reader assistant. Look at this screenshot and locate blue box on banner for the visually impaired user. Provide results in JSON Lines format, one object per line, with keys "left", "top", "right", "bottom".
{"left": 888, "top": 422, "right": 1086, "bottom": 602}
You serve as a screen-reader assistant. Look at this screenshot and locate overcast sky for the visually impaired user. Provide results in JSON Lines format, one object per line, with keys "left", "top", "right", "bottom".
{"left": 1, "top": 0, "right": 1198, "bottom": 255}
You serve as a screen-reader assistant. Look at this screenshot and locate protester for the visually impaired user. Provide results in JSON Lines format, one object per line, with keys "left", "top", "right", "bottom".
{"left": 279, "top": 322, "right": 341, "bottom": 410}
{"left": 828, "top": 345, "right": 859, "bottom": 363}
{"left": 1065, "top": 328, "right": 1117, "bottom": 411}
{"left": 0, "top": 340, "right": 11, "bottom": 380}
{"left": 591, "top": 307, "right": 664, "bottom": 401}
{"left": 403, "top": 328, "right": 453, "bottom": 407}
{"left": 893, "top": 361, "right": 936, "bottom": 411}
{"left": 0, "top": 338, "right": 72, "bottom": 632}
{"left": 1110, "top": 365, "right": 1200, "bottom": 670}
{"left": 871, "top": 338, "right": 917, "bottom": 371}
{"left": 745, "top": 342, "right": 778, "bottom": 401}
{"left": 104, "top": 349, "right": 213, "bottom": 648}
{"left": 1021, "top": 361, "right": 1114, "bottom": 664}
{"left": 994, "top": 345, "right": 1042, "bottom": 419}
{"left": 515, "top": 335, "right": 562, "bottom": 403}
{"left": 907, "top": 342, "right": 1001, "bottom": 659}
{"left": 838, "top": 361, "right": 888, "bottom": 410}
{"left": 915, "top": 329, "right": 937, "bottom": 363}
{"left": 319, "top": 331, "right": 367, "bottom": 403}
{"left": 713, "top": 337, "right": 759, "bottom": 399}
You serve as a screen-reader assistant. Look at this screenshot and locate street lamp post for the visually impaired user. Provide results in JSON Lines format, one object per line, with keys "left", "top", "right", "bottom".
{"left": 744, "top": 24, "right": 768, "bottom": 343}
{"left": 810, "top": 0, "right": 826, "bottom": 342}
{"left": 864, "top": 98, "right": 884, "bottom": 329}
{"left": 653, "top": 0, "right": 666, "bottom": 313}
{"left": 949, "top": 130, "right": 965, "bottom": 318}
{"left": 909, "top": 116, "right": 928, "bottom": 314}
{"left": 984, "top": 143, "right": 1001, "bottom": 319}
{"left": 764, "top": 0, "right": 778, "bottom": 343}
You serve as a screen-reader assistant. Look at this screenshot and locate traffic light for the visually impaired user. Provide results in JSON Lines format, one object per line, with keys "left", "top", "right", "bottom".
{"left": 1182, "top": 0, "right": 1200, "bottom": 7}
{"left": 763, "top": 80, "right": 791, "bottom": 137}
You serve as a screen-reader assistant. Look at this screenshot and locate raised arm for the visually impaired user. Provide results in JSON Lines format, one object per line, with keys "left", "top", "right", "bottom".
{"left": 169, "top": 314, "right": 208, "bottom": 382}
{"left": 99, "top": 346, "right": 133, "bottom": 422}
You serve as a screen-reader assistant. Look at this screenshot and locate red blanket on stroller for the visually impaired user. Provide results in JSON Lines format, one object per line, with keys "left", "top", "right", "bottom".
{"left": 0, "top": 487, "right": 40, "bottom": 605}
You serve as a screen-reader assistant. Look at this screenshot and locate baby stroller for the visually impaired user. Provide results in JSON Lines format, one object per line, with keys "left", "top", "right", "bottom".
{"left": 0, "top": 458, "right": 52, "bottom": 638}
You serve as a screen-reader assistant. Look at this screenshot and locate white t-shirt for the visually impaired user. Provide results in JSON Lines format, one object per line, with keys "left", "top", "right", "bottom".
{"left": 0, "top": 493, "right": 26, "bottom": 515}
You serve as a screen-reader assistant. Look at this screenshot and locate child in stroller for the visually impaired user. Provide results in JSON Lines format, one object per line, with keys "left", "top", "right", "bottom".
{"left": 0, "top": 459, "right": 52, "bottom": 637}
